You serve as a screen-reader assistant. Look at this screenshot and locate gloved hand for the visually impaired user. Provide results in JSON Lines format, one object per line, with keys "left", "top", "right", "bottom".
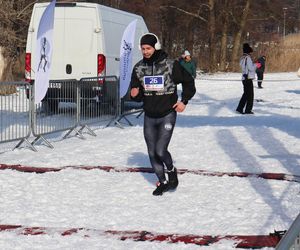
{"left": 255, "top": 62, "right": 262, "bottom": 69}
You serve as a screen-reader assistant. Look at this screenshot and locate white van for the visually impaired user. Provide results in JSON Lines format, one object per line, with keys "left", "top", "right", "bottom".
{"left": 25, "top": 2, "right": 148, "bottom": 81}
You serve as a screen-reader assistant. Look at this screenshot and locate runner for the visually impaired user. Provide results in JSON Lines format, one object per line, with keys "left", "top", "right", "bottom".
{"left": 130, "top": 33, "right": 196, "bottom": 195}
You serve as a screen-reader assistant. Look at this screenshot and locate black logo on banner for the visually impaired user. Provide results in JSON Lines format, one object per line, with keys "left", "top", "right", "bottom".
{"left": 38, "top": 37, "right": 50, "bottom": 72}
{"left": 121, "top": 40, "right": 133, "bottom": 81}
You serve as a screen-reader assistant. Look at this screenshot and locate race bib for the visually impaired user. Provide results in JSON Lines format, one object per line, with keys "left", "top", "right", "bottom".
{"left": 143, "top": 75, "right": 164, "bottom": 91}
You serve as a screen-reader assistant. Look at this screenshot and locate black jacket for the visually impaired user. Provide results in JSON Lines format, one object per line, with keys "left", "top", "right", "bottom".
{"left": 130, "top": 50, "right": 196, "bottom": 118}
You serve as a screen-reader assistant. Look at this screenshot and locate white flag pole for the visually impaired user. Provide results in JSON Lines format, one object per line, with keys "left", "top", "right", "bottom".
{"left": 34, "top": 0, "right": 56, "bottom": 104}
{"left": 119, "top": 19, "right": 137, "bottom": 98}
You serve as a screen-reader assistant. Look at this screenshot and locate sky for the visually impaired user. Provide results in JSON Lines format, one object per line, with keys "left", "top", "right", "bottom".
{"left": 0, "top": 72, "right": 299, "bottom": 249}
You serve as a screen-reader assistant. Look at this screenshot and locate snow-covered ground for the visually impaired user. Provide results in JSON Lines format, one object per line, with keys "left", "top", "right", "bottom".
{"left": 0, "top": 72, "right": 300, "bottom": 249}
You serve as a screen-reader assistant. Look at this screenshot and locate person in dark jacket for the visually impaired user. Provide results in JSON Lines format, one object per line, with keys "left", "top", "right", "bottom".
{"left": 180, "top": 50, "right": 197, "bottom": 79}
{"left": 256, "top": 56, "right": 266, "bottom": 88}
{"left": 130, "top": 33, "right": 196, "bottom": 196}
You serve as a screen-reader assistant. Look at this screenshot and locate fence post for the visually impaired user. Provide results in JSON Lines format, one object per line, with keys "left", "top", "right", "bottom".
{"left": 276, "top": 213, "right": 300, "bottom": 250}
{"left": 12, "top": 83, "right": 37, "bottom": 151}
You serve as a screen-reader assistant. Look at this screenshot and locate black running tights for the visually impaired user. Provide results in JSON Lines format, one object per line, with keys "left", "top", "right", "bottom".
{"left": 144, "top": 111, "right": 177, "bottom": 183}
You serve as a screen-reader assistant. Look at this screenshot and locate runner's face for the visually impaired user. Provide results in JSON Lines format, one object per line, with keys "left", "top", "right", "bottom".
{"left": 141, "top": 45, "right": 155, "bottom": 59}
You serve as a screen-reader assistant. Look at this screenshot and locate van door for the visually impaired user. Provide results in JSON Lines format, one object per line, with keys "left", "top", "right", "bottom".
{"left": 100, "top": 17, "right": 126, "bottom": 76}
{"left": 51, "top": 5, "right": 98, "bottom": 80}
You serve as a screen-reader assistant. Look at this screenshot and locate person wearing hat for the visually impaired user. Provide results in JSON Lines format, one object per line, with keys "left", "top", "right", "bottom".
{"left": 236, "top": 43, "right": 261, "bottom": 114}
{"left": 130, "top": 33, "right": 196, "bottom": 196}
{"left": 180, "top": 50, "right": 197, "bottom": 79}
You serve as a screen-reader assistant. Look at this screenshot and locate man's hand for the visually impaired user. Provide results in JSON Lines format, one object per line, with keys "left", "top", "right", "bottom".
{"left": 173, "top": 101, "right": 186, "bottom": 112}
{"left": 130, "top": 88, "right": 139, "bottom": 98}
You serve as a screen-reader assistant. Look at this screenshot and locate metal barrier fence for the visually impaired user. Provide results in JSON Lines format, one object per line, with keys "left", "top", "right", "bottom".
{"left": 32, "top": 79, "right": 78, "bottom": 148}
{"left": 117, "top": 92, "right": 143, "bottom": 126}
{"left": 0, "top": 76, "right": 137, "bottom": 151}
{"left": 3, "top": 75, "right": 300, "bottom": 150}
{"left": 0, "top": 82, "right": 32, "bottom": 149}
{"left": 276, "top": 213, "right": 300, "bottom": 250}
{"left": 78, "top": 76, "right": 119, "bottom": 130}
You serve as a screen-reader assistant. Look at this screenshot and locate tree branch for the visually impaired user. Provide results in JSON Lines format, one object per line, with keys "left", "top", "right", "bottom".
{"left": 160, "top": 5, "right": 207, "bottom": 23}
{"left": 17, "top": 0, "right": 40, "bottom": 18}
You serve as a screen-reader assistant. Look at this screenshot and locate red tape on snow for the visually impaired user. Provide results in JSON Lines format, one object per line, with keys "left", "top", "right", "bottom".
{"left": 0, "top": 163, "right": 299, "bottom": 183}
{"left": 0, "top": 224, "right": 280, "bottom": 248}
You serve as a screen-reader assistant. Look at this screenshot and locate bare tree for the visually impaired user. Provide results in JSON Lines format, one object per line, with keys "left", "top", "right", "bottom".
{"left": 159, "top": 3, "right": 208, "bottom": 66}
{"left": 230, "top": 0, "right": 251, "bottom": 71}
{"left": 0, "top": 0, "right": 37, "bottom": 82}
{"left": 208, "top": 0, "right": 217, "bottom": 72}
{"left": 0, "top": 0, "right": 297, "bottom": 85}
{"left": 219, "top": 0, "right": 230, "bottom": 71}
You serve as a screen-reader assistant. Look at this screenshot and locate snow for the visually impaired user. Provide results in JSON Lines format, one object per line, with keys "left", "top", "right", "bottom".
{"left": 0, "top": 72, "right": 300, "bottom": 249}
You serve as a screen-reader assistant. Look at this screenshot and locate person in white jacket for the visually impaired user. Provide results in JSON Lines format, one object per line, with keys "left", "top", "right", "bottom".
{"left": 236, "top": 43, "right": 261, "bottom": 114}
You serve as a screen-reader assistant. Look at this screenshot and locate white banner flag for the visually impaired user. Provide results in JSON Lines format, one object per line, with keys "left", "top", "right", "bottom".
{"left": 119, "top": 19, "right": 137, "bottom": 98}
{"left": 34, "top": 0, "right": 56, "bottom": 104}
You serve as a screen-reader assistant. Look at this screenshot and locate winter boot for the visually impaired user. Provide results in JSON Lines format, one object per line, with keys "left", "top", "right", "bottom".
{"left": 152, "top": 181, "right": 169, "bottom": 196}
{"left": 167, "top": 167, "right": 178, "bottom": 190}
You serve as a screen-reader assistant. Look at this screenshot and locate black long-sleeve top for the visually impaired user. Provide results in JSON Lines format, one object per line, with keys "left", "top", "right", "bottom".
{"left": 130, "top": 50, "right": 196, "bottom": 118}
